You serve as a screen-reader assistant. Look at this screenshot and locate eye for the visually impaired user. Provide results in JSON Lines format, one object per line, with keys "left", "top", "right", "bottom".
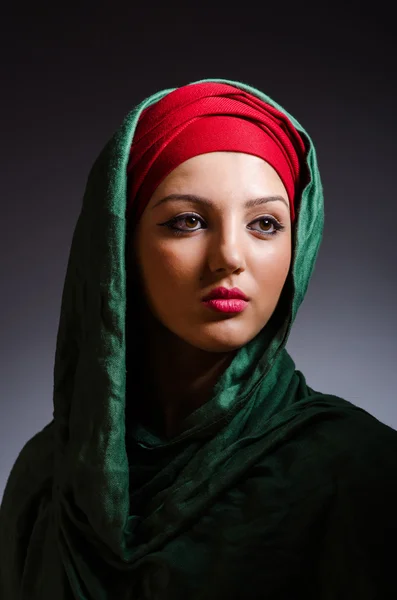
{"left": 248, "top": 217, "right": 284, "bottom": 236}
{"left": 161, "top": 213, "right": 206, "bottom": 234}
{"left": 176, "top": 215, "right": 204, "bottom": 231}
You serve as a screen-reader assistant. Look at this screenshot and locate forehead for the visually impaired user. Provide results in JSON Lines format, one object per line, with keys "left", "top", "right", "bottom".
{"left": 170, "top": 151, "right": 270, "bottom": 174}
{"left": 157, "top": 152, "right": 286, "bottom": 191}
{"left": 144, "top": 152, "right": 290, "bottom": 214}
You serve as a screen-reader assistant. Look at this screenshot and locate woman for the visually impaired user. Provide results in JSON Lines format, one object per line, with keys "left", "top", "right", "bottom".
{"left": 1, "top": 79, "right": 396, "bottom": 599}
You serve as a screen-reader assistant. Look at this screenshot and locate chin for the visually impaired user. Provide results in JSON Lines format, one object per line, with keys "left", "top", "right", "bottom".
{"left": 182, "top": 324, "right": 262, "bottom": 353}
{"left": 182, "top": 339, "right": 245, "bottom": 353}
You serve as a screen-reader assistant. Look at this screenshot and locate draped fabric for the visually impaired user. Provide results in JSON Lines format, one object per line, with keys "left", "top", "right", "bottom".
{"left": 1, "top": 78, "right": 397, "bottom": 600}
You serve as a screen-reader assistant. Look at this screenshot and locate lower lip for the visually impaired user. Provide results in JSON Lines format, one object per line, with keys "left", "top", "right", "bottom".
{"left": 202, "top": 299, "right": 248, "bottom": 313}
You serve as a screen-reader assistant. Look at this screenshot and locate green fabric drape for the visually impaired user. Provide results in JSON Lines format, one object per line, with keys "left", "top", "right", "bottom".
{"left": 1, "top": 78, "right": 396, "bottom": 599}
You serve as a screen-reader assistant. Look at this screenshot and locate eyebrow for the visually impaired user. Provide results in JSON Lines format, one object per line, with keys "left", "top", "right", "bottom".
{"left": 151, "top": 193, "right": 289, "bottom": 211}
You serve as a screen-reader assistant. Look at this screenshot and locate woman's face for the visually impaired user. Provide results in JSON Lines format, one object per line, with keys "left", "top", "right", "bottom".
{"left": 132, "top": 152, "right": 292, "bottom": 352}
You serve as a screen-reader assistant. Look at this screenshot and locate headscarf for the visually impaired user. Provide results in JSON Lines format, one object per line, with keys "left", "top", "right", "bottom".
{"left": 126, "top": 82, "right": 307, "bottom": 223}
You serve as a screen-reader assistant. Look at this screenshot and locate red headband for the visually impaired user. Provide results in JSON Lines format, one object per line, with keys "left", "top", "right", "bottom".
{"left": 127, "top": 82, "right": 307, "bottom": 223}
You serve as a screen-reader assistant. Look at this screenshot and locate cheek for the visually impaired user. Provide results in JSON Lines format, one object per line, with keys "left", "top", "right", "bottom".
{"left": 140, "top": 241, "right": 200, "bottom": 294}
{"left": 253, "top": 242, "right": 291, "bottom": 294}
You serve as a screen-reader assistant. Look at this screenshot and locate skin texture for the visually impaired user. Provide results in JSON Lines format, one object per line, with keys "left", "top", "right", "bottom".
{"left": 129, "top": 152, "right": 292, "bottom": 438}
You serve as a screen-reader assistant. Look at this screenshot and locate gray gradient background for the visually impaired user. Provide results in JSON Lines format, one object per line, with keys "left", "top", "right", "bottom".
{"left": 1, "top": 2, "right": 396, "bottom": 500}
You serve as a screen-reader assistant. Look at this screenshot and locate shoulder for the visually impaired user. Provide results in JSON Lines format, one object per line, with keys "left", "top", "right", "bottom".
{"left": 299, "top": 396, "right": 397, "bottom": 595}
{"left": 0, "top": 421, "right": 54, "bottom": 596}
{"left": 289, "top": 392, "right": 397, "bottom": 515}
{"left": 294, "top": 390, "right": 397, "bottom": 466}
{"left": 260, "top": 391, "right": 397, "bottom": 503}
{"left": 303, "top": 392, "right": 397, "bottom": 464}
{"left": 1, "top": 420, "right": 54, "bottom": 511}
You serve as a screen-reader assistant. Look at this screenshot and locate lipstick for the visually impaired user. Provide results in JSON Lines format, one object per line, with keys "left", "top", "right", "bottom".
{"left": 202, "top": 287, "right": 249, "bottom": 314}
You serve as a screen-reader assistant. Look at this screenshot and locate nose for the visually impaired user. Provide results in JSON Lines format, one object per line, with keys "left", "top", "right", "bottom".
{"left": 206, "top": 226, "right": 246, "bottom": 275}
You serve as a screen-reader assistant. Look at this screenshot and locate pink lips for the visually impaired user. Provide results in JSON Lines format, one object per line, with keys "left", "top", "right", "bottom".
{"left": 202, "top": 287, "right": 249, "bottom": 314}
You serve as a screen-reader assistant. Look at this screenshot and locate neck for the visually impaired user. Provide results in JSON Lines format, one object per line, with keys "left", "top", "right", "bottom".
{"left": 136, "top": 308, "right": 236, "bottom": 438}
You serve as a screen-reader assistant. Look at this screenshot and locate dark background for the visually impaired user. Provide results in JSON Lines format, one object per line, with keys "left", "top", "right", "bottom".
{"left": 1, "top": 1, "right": 396, "bottom": 498}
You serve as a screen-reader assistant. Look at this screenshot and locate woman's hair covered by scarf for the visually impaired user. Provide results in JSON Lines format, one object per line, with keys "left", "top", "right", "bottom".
{"left": 126, "top": 82, "right": 308, "bottom": 225}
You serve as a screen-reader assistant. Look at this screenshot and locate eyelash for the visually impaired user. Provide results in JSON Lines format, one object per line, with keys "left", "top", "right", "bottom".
{"left": 159, "top": 213, "right": 285, "bottom": 238}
